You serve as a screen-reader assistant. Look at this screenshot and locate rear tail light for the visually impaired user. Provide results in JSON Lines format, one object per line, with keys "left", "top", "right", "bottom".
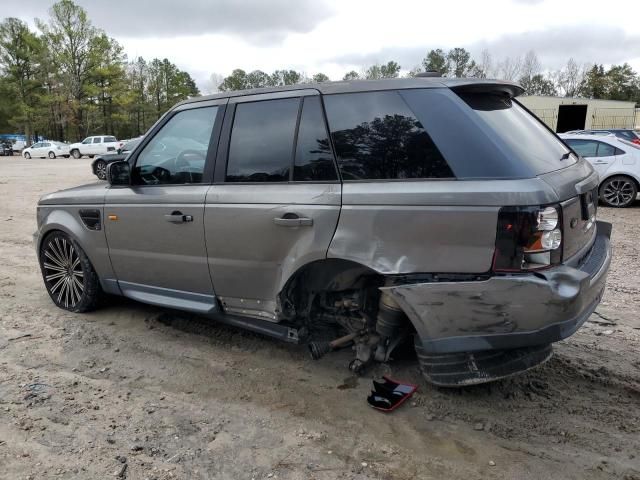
{"left": 493, "top": 205, "right": 562, "bottom": 272}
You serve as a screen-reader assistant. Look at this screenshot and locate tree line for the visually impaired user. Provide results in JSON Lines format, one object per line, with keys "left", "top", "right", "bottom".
{"left": 215, "top": 49, "right": 640, "bottom": 104}
{"left": 1, "top": 0, "right": 639, "bottom": 145}
{"left": 0, "top": 0, "right": 199, "bottom": 143}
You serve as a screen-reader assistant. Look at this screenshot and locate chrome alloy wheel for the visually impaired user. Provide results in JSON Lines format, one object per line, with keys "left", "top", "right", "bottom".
{"left": 96, "top": 161, "right": 107, "bottom": 180}
{"left": 602, "top": 178, "right": 635, "bottom": 207}
{"left": 42, "top": 236, "right": 84, "bottom": 309}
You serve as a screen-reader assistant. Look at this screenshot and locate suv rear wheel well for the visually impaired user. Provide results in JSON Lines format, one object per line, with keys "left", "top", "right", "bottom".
{"left": 278, "top": 259, "right": 384, "bottom": 322}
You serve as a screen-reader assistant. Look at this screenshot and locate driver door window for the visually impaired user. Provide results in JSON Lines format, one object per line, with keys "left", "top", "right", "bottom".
{"left": 133, "top": 106, "right": 218, "bottom": 185}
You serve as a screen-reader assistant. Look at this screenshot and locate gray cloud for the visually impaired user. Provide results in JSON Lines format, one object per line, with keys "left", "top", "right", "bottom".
{"left": 7, "top": 0, "right": 334, "bottom": 44}
{"left": 470, "top": 26, "right": 640, "bottom": 69}
{"left": 328, "top": 25, "right": 640, "bottom": 72}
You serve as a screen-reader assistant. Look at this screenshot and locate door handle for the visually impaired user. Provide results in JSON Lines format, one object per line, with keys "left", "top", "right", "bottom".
{"left": 164, "top": 211, "right": 193, "bottom": 223}
{"left": 273, "top": 214, "right": 313, "bottom": 227}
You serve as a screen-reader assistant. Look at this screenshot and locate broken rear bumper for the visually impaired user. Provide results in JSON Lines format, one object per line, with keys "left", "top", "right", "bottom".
{"left": 383, "top": 221, "right": 612, "bottom": 354}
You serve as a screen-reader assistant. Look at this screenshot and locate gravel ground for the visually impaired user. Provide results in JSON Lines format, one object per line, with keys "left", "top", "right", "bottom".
{"left": 0, "top": 157, "right": 639, "bottom": 480}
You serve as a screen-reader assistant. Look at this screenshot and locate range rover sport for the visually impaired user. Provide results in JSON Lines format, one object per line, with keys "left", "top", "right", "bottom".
{"left": 35, "top": 77, "right": 612, "bottom": 386}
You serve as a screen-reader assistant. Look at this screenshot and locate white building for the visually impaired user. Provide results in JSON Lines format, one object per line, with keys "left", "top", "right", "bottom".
{"left": 518, "top": 96, "right": 638, "bottom": 132}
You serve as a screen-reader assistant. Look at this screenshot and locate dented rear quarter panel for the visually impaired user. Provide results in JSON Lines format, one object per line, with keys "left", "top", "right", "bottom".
{"left": 328, "top": 177, "right": 561, "bottom": 274}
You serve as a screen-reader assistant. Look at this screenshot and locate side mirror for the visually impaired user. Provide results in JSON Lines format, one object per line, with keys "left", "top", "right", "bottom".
{"left": 107, "top": 160, "right": 131, "bottom": 186}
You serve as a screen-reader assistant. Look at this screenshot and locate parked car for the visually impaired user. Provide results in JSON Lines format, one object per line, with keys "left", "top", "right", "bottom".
{"left": 68, "top": 135, "right": 121, "bottom": 159}
{"left": 12, "top": 139, "right": 26, "bottom": 153}
{"left": 91, "top": 137, "right": 143, "bottom": 180}
{"left": 565, "top": 129, "right": 640, "bottom": 145}
{"left": 0, "top": 141, "right": 13, "bottom": 156}
{"left": 22, "top": 141, "right": 70, "bottom": 159}
{"left": 35, "top": 78, "right": 612, "bottom": 387}
{"left": 560, "top": 132, "right": 640, "bottom": 207}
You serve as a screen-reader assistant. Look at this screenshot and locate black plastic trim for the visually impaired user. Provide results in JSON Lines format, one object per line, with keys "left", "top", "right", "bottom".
{"left": 78, "top": 209, "right": 101, "bottom": 230}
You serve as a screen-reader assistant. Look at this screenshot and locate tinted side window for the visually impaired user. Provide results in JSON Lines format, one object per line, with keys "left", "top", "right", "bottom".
{"left": 93, "top": 138, "right": 102, "bottom": 144}
{"left": 294, "top": 96, "right": 338, "bottom": 181}
{"left": 324, "top": 91, "right": 453, "bottom": 180}
{"left": 596, "top": 142, "right": 616, "bottom": 157}
{"left": 133, "top": 106, "right": 217, "bottom": 185}
{"left": 105, "top": 136, "right": 117, "bottom": 143}
{"left": 566, "top": 139, "right": 598, "bottom": 157}
{"left": 226, "top": 98, "right": 299, "bottom": 182}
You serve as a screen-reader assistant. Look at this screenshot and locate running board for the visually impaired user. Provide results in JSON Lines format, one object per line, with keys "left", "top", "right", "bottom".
{"left": 208, "top": 311, "right": 301, "bottom": 343}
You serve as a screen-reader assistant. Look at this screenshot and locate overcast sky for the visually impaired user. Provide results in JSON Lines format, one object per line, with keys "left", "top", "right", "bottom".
{"left": 6, "top": 0, "right": 640, "bottom": 92}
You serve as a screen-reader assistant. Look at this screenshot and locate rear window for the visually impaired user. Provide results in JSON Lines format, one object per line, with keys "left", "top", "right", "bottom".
{"left": 399, "top": 88, "right": 575, "bottom": 179}
{"left": 105, "top": 136, "right": 117, "bottom": 143}
{"left": 458, "top": 93, "right": 574, "bottom": 173}
{"left": 612, "top": 130, "right": 638, "bottom": 141}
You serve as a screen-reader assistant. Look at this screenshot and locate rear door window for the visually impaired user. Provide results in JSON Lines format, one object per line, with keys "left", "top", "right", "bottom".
{"left": 323, "top": 91, "right": 453, "bottom": 180}
{"left": 226, "top": 98, "right": 299, "bottom": 182}
{"left": 93, "top": 137, "right": 102, "bottom": 144}
{"left": 596, "top": 141, "right": 617, "bottom": 157}
{"left": 294, "top": 96, "right": 338, "bottom": 181}
{"left": 565, "top": 139, "right": 598, "bottom": 157}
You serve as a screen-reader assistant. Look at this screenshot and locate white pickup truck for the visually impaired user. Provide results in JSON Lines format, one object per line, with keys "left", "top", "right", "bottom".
{"left": 68, "top": 135, "right": 122, "bottom": 159}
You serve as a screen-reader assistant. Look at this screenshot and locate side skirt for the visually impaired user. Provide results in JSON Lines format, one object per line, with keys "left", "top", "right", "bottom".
{"left": 116, "top": 280, "right": 300, "bottom": 344}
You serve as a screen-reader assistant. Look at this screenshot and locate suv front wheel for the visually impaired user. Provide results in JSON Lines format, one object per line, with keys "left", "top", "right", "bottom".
{"left": 600, "top": 175, "right": 638, "bottom": 208}
{"left": 71, "top": 149, "right": 81, "bottom": 159}
{"left": 39, "top": 231, "right": 101, "bottom": 312}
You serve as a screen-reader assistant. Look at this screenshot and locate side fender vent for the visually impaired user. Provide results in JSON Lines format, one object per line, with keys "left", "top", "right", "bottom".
{"left": 79, "top": 209, "right": 101, "bottom": 230}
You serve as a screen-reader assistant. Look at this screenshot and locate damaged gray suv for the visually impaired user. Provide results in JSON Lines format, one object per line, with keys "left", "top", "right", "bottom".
{"left": 35, "top": 77, "right": 612, "bottom": 386}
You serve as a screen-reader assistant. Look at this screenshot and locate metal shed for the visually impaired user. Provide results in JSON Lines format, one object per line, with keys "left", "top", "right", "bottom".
{"left": 518, "top": 96, "right": 638, "bottom": 133}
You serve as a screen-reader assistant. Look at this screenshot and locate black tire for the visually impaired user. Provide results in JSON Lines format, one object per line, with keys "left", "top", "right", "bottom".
{"left": 48, "top": 151, "right": 56, "bottom": 159}
{"left": 71, "top": 149, "right": 81, "bottom": 159}
{"left": 95, "top": 160, "right": 108, "bottom": 180}
{"left": 39, "top": 231, "right": 101, "bottom": 312}
{"left": 599, "top": 175, "right": 638, "bottom": 208}
{"left": 24, "top": 152, "right": 31, "bottom": 159}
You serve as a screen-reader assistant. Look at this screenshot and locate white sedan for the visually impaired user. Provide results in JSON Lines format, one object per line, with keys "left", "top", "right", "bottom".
{"left": 22, "top": 141, "right": 71, "bottom": 159}
{"left": 560, "top": 132, "right": 640, "bottom": 207}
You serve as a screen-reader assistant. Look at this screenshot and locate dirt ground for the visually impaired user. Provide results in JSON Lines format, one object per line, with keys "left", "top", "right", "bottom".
{"left": 0, "top": 157, "right": 639, "bottom": 480}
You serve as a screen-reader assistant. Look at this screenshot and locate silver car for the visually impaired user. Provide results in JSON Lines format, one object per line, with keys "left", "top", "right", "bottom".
{"left": 35, "top": 78, "right": 612, "bottom": 386}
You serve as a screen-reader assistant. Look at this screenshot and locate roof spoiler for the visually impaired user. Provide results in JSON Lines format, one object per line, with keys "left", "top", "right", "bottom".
{"left": 449, "top": 81, "right": 525, "bottom": 98}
